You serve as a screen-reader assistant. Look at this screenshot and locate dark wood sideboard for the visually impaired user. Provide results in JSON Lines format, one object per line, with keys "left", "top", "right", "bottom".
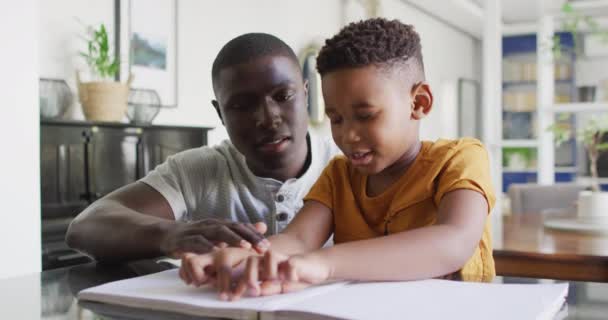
{"left": 40, "top": 119, "right": 213, "bottom": 270}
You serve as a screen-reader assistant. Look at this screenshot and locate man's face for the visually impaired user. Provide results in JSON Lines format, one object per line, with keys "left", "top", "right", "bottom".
{"left": 213, "top": 55, "right": 309, "bottom": 175}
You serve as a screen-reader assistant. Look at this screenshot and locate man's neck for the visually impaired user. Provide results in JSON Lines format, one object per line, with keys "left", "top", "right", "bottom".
{"left": 250, "top": 134, "right": 311, "bottom": 182}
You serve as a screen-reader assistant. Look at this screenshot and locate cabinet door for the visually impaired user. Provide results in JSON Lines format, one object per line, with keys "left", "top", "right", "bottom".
{"left": 142, "top": 128, "right": 206, "bottom": 174}
{"left": 40, "top": 125, "right": 88, "bottom": 218}
{"left": 85, "top": 126, "right": 142, "bottom": 201}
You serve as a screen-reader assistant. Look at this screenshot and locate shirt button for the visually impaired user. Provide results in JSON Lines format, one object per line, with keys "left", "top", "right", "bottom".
{"left": 276, "top": 212, "right": 289, "bottom": 222}
{"left": 276, "top": 194, "right": 285, "bottom": 202}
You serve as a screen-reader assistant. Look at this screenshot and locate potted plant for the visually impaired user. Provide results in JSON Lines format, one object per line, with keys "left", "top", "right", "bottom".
{"left": 77, "top": 23, "right": 132, "bottom": 122}
{"left": 550, "top": 115, "right": 608, "bottom": 218}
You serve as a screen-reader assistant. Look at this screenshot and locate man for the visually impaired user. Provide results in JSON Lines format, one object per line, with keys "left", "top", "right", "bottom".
{"left": 66, "top": 33, "right": 340, "bottom": 262}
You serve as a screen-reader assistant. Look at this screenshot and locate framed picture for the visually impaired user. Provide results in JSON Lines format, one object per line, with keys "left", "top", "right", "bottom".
{"left": 117, "top": 0, "right": 178, "bottom": 108}
{"left": 299, "top": 44, "right": 325, "bottom": 125}
{"left": 458, "top": 78, "right": 481, "bottom": 138}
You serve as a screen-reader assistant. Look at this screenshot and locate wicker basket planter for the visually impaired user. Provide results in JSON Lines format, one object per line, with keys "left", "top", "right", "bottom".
{"left": 77, "top": 73, "right": 133, "bottom": 122}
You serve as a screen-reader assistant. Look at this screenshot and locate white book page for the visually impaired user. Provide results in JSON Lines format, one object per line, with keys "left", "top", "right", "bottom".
{"left": 272, "top": 279, "right": 568, "bottom": 320}
{"left": 78, "top": 269, "right": 347, "bottom": 319}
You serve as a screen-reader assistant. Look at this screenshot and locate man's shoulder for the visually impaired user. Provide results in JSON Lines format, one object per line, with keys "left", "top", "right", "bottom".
{"left": 166, "top": 140, "right": 244, "bottom": 170}
{"left": 309, "top": 130, "right": 342, "bottom": 163}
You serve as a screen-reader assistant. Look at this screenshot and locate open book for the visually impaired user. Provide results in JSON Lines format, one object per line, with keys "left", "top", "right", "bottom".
{"left": 78, "top": 269, "right": 568, "bottom": 320}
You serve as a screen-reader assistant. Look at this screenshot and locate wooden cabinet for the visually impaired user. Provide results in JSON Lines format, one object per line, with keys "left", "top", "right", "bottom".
{"left": 40, "top": 120, "right": 212, "bottom": 269}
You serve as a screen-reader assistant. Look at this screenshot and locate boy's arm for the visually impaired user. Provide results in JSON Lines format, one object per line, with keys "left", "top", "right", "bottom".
{"left": 314, "top": 189, "right": 487, "bottom": 281}
{"left": 267, "top": 200, "right": 334, "bottom": 255}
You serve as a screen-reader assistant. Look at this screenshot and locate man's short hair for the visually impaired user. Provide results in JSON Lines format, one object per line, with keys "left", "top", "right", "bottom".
{"left": 212, "top": 33, "right": 300, "bottom": 90}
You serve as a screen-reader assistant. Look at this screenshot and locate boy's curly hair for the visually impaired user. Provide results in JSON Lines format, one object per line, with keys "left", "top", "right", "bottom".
{"left": 316, "top": 18, "right": 424, "bottom": 78}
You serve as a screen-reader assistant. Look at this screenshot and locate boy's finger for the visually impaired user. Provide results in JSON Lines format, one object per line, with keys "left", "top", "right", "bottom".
{"left": 262, "top": 250, "right": 280, "bottom": 280}
{"left": 260, "top": 280, "right": 282, "bottom": 296}
{"left": 281, "top": 281, "right": 310, "bottom": 293}
{"left": 253, "top": 222, "right": 267, "bottom": 234}
{"left": 178, "top": 265, "right": 189, "bottom": 284}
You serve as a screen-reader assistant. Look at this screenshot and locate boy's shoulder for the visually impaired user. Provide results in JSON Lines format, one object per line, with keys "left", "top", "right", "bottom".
{"left": 422, "top": 138, "right": 487, "bottom": 162}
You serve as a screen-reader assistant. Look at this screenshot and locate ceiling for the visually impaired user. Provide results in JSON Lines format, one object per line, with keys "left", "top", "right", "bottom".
{"left": 402, "top": 0, "right": 608, "bottom": 39}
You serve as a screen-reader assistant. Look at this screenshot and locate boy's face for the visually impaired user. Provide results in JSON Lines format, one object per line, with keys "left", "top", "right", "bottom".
{"left": 212, "top": 55, "right": 309, "bottom": 173}
{"left": 322, "top": 65, "right": 432, "bottom": 175}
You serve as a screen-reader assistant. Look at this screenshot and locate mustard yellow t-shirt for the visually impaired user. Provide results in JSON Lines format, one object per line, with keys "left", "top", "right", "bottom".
{"left": 304, "top": 138, "right": 496, "bottom": 282}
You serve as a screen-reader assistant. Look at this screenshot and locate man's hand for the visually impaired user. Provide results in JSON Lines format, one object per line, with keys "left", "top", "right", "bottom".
{"left": 160, "top": 219, "right": 270, "bottom": 257}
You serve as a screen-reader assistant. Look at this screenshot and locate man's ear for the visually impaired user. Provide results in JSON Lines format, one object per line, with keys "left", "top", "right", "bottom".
{"left": 303, "top": 79, "right": 309, "bottom": 100}
{"left": 211, "top": 100, "right": 225, "bottom": 125}
{"left": 410, "top": 82, "right": 433, "bottom": 120}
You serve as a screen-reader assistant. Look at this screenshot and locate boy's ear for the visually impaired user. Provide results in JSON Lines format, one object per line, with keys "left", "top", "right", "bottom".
{"left": 410, "top": 82, "right": 433, "bottom": 120}
{"left": 211, "top": 100, "right": 225, "bottom": 125}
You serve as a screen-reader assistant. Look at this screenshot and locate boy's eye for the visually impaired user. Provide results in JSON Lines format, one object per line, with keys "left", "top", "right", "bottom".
{"left": 328, "top": 115, "right": 342, "bottom": 125}
{"left": 356, "top": 113, "right": 375, "bottom": 121}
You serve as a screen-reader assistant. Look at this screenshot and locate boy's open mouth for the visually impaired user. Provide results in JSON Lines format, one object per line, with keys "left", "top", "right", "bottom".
{"left": 349, "top": 151, "right": 373, "bottom": 166}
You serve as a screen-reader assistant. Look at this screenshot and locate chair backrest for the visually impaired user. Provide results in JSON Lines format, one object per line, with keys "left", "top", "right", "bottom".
{"left": 507, "top": 183, "right": 586, "bottom": 214}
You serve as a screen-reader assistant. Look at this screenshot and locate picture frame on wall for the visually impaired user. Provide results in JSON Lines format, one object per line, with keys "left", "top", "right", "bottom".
{"left": 117, "top": 0, "right": 178, "bottom": 108}
{"left": 458, "top": 78, "right": 481, "bottom": 139}
{"left": 299, "top": 44, "right": 325, "bottom": 125}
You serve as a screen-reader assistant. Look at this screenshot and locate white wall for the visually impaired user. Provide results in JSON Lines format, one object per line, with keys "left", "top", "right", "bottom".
{"left": 0, "top": 0, "right": 41, "bottom": 278}
{"left": 38, "top": 0, "right": 480, "bottom": 145}
{"left": 39, "top": 0, "right": 115, "bottom": 119}
{"left": 169, "top": 0, "right": 343, "bottom": 144}
{"left": 381, "top": 0, "right": 480, "bottom": 141}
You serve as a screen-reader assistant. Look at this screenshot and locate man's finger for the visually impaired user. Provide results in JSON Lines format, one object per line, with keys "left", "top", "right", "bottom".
{"left": 228, "top": 223, "right": 265, "bottom": 249}
{"left": 213, "top": 225, "right": 250, "bottom": 248}
{"left": 177, "top": 235, "right": 216, "bottom": 254}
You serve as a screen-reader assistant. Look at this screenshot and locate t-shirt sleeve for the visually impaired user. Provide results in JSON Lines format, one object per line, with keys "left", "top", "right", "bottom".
{"left": 433, "top": 140, "right": 496, "bottom": 214}
{"left": 303, "top": 158, "right": 341, "bottom": 210}
{"left": 139, "top": 153, "right": 190, "bottom": 221}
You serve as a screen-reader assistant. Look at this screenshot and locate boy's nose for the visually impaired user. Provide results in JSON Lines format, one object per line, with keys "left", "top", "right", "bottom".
{"left": 343, "top": 123, "right": 361, "bottom": 143}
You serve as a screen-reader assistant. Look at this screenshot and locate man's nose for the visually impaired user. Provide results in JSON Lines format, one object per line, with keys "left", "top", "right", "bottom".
{"left": 254, "top": 99, "right": 281, "bottom": 129}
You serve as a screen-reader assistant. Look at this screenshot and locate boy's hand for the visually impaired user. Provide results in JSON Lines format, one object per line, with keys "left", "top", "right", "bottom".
{"left": 178, "top": 247, "right": 259, "bottom": 299}
{"left": 161, "top": 220, "right": 270, "bottom": 257}
{"left": 230, "top": 251, "right": 332, "bottom": 300}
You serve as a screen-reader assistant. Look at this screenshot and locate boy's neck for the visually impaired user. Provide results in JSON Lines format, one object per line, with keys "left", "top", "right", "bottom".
{"left": 366, "top": 140, "right": 422, "bottom": 197}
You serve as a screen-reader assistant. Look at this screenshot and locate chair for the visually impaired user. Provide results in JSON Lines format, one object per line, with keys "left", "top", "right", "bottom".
{"left": 507, "top": 183, "right": 586, "bottom": 214}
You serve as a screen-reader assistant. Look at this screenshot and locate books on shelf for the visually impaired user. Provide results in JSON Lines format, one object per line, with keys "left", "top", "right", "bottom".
{"left": 78, "top": 269, "right": 569, "bottom": 320}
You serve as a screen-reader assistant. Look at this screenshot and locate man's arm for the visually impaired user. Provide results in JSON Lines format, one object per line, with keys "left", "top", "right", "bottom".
{"left": 66, "top": 182, "right": 268, "bottom": 262}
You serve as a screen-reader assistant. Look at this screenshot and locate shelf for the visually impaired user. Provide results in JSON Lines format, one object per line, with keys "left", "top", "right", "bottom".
{"left": 502, "top": 79, "right": 573, "bottom": 87}
{"left": 502, "top": 167, "right": 579, "bottom": 174}
{"left": 503, "top": 109, "right": 535, "bottom": 113}
{"left": 576, "top": 176, "right": 608, "bottom": 185}
{"left": 552, "top": 103, "right": 608, "bottom": 113}
{"left": 501, "top": 139, "right": 538, "bottom": 148}
{"left": 502, "top": 168, "right": 537, "bottom": 173}
{"left": 555, "top": 166, "right": 579, "bottom": 173}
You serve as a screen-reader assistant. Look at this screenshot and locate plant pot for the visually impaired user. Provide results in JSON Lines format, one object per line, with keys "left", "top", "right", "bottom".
{"left": 578, "top": 190, "right": 608, "bottom": 222}
{"left": 76, "top": 73, "right": 133, "bottom": 122}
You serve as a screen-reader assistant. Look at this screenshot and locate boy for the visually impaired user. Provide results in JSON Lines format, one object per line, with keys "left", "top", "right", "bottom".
{"left": 180, "top": 18, "right": 496, "bottom": 300}
{"left": 66, "top": 33, "right": 340, "bottom": 261}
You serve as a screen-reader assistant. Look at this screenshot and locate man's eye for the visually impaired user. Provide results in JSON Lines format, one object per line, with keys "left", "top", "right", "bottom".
{"left": 275, "top": 92, "right": 294, "bottom": 102}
